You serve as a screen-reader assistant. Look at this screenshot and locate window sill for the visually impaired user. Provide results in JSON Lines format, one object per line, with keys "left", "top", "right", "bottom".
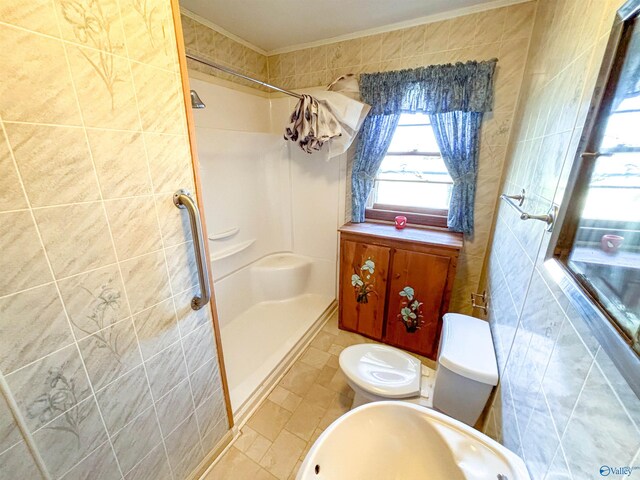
{"left": 365, "top": 205, "right": 448, "bottom": 228}
{"left": 339, "top": 221, "right": 463, "bottom": 250}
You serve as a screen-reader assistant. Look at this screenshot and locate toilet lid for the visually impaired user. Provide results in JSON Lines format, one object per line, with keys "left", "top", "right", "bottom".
{"left": 439, "top": 313, "right": 499, "bottom": 385}
{"left": 339, "top": 344, "right": 421, "bottom": 398}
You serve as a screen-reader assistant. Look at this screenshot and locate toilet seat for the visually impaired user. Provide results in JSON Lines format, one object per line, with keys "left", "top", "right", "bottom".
{"left": 339, "top": 344, "right": 421, "bottom": 398}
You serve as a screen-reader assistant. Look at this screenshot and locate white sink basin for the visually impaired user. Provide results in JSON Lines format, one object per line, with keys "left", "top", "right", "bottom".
{"left": 297, "top": 401, "right": 530, "bottom": 480}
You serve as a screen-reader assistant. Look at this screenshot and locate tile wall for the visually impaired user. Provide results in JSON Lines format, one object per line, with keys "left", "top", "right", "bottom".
{"left": 0, "top": 0, "right": 228, "bottom": 479}
{"left": 481, "top": 0, "right": 640, "bottom": 478}
{"left": 181, "top": 2, "right": 537, "bottom": 314}
{"left": 180, "top": 13, "right": 269, "bottom": 91}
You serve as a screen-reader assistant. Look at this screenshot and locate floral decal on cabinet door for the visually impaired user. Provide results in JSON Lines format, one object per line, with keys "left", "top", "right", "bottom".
{"left": 351, "top": 258, "right": 376, "bottom": 304}
{"left": 398, "top": 286, "right": 424, "bottom": 333}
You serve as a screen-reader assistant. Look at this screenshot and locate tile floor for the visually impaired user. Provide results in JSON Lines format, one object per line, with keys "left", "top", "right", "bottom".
{"left": 203, "top": 312, "right": 434, "bottom": 480}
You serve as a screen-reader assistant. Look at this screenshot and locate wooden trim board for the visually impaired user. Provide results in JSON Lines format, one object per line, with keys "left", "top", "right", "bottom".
{"left": 170, "top": 0, "right": 234, "bottom": 428}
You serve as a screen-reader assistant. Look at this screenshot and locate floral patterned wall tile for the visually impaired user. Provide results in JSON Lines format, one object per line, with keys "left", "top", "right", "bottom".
{"left": 0, "top": 0, "right": 228, "bottom": 478}
{"left": 33, "top": 396, "right": 108, "bottom": 477}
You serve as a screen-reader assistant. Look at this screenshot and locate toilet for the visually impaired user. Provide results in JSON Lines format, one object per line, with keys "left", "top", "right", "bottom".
{"left": 339, "top": 313, "right": 498, "bottom": 426}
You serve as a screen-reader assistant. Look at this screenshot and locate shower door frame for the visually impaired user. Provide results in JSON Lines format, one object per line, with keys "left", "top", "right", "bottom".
{"left": 170, "top": 0, "right": 234, "bottom": 431}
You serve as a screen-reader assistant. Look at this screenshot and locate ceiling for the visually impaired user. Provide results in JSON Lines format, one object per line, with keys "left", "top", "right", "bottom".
{"left": 180, "top": 0, "right": 513, "bottom": 53}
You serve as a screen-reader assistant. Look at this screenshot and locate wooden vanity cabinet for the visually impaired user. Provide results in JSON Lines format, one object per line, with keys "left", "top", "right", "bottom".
{"left": 338, "top": 223, "right": 462, "bottom": 360}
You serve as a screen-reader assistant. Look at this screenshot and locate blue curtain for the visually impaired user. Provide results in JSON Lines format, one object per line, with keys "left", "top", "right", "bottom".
{"left": 351, "top": 60, "right": 496, "bottom": 234}
{"left": 351, "top": 113, "right": 400, "bottom": 222}
{"left": 431, "top": 111, "right": 482, "bottom": 235}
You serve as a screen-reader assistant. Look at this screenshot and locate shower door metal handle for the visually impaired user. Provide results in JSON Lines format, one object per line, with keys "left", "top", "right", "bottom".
{"left": 173, "top": 189, "right": 211, "bottom": 310}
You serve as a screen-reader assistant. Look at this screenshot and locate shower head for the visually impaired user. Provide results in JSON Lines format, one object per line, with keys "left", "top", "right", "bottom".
{"left": 190, "top": 90, "right": 205, "bottom": 109}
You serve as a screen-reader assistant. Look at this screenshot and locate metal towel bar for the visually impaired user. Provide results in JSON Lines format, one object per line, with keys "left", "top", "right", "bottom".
{"left": 500, "top": 189, "right": 556, "bottom": 231}
{"left": 471, "top": 291, "right": 488, "bottom": 313}
{"left": 173, "top": 189, "right": 211, "bottom": 310}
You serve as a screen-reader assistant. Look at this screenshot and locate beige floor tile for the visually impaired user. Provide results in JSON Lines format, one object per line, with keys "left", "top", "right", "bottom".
{"left": 327, "top": 368, "right": 354, "bottom": 398}
{"left": 333, "top": 330, "right": 364, "bottom": 347}
{"left": 318, "top": 394, "right": 353, "bottom": 430}
{"left": 259, "top": 430, "right": 306, "bottom": 480}
{"left": 299, "top": 347, "right": 331, "bottom": 369}
{"left": 321, "top": 317, "right": 340, "bottom": 336}
{"left": 268, "top": 385, "right": 303, "bottom": 413}
{"left": 235, "top": 426, "right": 260, "bottom": 453}
{"left": 205, "top": 447, "right": 276, "bottom": 479}
{"left": 303, "top": 384, "right": 336, "bottom": 410}
{"left": 327, "top": 343, "right": 345, "bottom": 356}
{"left": 247, "top": 400, "right": 292, "bottom": 441}
{"left": 268, "top": 385, "right": 289, "bottom": 404}
{"left": 282, "top": 394, "right": 303, "bottom": 412}
{"left": 309, "top": 331, "right": 336, "bottom": 351}
{"left": 208, "top": 312, "right": 444, "bottom": 479}
{"left": 326, "top": 354, "right": 340, "bottom": 369}
{"left": 288, "top": 460, "right": 303, "bottom": 480}
{"left": 246, "top": 434, "right": 272, "bottom": 463}
{"left": 256, "top": 467, "right": 279, "bottom": 480}
{"left": 299, "top": 427, "right": 324, "bottom": 461}
{"left": 316, "top": 365, "right": 338, "bottom": 389}
{"left": 284, "top": 402, "right": 326, "bottom": 441}
{"left": 279, "top": 362, "right": 321, "bottom": 397}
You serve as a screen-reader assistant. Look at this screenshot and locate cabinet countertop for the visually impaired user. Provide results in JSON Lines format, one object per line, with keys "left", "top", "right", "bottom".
{"left": 338, "top": 222, "right": 463, "bottom": 250}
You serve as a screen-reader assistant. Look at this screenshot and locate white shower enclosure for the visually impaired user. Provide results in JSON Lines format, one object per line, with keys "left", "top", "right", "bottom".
{"left": 190, "top": 74, "right": 347, "bottom": 415}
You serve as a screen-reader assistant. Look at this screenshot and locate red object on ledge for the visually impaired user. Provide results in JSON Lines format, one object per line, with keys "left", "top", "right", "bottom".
{"left": 395, "top": 215, "right": 407, "bottom": 229}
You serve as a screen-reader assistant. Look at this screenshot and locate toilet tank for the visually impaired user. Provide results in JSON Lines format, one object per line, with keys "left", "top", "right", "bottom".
{"left": 432, "top": 313, "right": 498, "bottom": 426}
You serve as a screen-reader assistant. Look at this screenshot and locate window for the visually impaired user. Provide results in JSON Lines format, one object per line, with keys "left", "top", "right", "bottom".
{"left": 549, "top": 0, "right": 640, "bottom": 396}
{"left": 365, "top": 113, "right": 453, "bottom": 227}
{"left": 565, "top": 92, "right": 640, "bottom": 353}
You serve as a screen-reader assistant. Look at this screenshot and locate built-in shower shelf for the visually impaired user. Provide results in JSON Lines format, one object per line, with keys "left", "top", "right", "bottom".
{"left": 209, "top": 227, "right": 240, "bottom": 240}
{"left": 210, "top": 239, "right": 255, "bottom": 261}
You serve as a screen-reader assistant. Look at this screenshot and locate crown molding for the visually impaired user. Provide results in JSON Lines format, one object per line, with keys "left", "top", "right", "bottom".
{"left": 266, "top": 0, "right": 531, "bottom": 55}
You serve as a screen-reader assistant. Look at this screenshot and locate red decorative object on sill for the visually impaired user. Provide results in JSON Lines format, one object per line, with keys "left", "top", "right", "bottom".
{"left": 394, "top": 215, "right": 407, "bottom": 229}
{"left": 601, "top": 234, "right": 624, "bottom": 253}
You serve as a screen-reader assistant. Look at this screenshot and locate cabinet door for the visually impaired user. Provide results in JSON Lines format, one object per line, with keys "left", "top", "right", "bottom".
{"left": 339, "top": 240, "right": 390, "bottom": 340}
{"left": 383, "top": 249, "right": 451, "bottom": 358}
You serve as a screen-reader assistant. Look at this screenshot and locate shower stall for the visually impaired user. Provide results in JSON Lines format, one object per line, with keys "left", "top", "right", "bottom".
{"left": 189, "top": 73, "right": 347, "bottom": 416}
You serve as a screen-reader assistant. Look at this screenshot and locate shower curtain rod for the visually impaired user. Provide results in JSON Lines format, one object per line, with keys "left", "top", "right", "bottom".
{"left": 185, "top": 52, "right": 303, "bottom": 99}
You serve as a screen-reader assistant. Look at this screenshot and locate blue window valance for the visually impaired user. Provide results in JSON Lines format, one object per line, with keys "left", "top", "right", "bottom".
{"left": 359, "top": 60, "right": 497, "bottom": 115}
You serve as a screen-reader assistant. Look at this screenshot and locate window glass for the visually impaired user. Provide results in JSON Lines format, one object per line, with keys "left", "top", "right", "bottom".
{"left": 387, "top": 125, "right": 440, "bottom": 153}
{"left": 368, "top": 113, "right": 453, "bottom": 212}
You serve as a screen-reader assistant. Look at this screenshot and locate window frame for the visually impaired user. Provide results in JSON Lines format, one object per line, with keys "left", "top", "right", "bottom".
{"left": 364, "top": 115, "right": 453, "bottom": 228}
{"left": 545, "top": 0, "right": 640, "bottom": 398}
